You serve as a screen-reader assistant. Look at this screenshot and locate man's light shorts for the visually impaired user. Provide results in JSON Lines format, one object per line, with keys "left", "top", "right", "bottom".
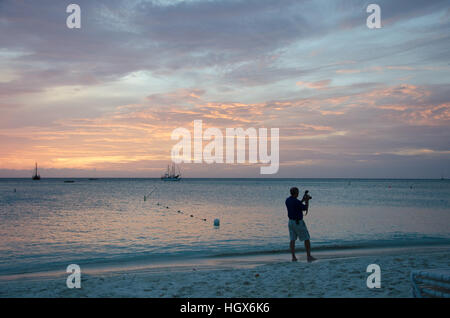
{"left": 288, "top": 219, "right": 310, "bottom": 241}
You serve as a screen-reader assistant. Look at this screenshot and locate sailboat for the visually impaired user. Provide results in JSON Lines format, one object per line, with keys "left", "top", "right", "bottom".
{"left": 32, "top": 162, "right": 41, "bottom": 180}
{"left": 161, "top": 163, "right": 181, "bottom": 181}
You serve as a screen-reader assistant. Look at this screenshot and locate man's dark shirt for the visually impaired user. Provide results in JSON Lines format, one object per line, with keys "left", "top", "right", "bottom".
{"left": 285, "top": 196, "right": 306, "bottom": 220}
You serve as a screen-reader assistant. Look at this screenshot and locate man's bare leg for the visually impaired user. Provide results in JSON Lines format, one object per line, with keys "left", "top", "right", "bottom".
{"left": 304, "top": 240, "right": 316, "bottom": 262}
{"left": 290, "top": 240, "right": 297, "bottom": 261}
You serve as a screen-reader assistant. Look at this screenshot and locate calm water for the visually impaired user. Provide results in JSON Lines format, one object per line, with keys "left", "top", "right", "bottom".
{"left": 0, "top": 178, "right": 449, "bottom": 276}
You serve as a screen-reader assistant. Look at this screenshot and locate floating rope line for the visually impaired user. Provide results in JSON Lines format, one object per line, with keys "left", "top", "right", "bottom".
{"left": 151, "top": 200, "right": 214, "bottom": 224}
{"left": 144, "top": 186, "right": 157, "bottom": 201}
{"left": 143, "top": 186, "right": 218, "bottom": 226}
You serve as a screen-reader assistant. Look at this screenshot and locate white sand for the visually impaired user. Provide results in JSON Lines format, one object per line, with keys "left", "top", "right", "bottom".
{"left": 1, "top": 248, "right": 449, "bottom": 298}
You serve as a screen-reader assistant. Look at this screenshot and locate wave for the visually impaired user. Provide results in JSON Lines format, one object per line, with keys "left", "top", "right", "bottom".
{"left": 211, "top": 236, "right": 450, "bottom": 258}
{"left": 1, "top": 236, "right": 449, "bottom": 278}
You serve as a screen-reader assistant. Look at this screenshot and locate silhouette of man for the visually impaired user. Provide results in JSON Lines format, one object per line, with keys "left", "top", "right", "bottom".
{"left": 285, "top": 187, "right": 316, "bottom": 262}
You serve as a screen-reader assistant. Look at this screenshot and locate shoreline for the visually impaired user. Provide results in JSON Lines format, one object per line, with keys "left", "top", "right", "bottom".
{"left": 2, "top": 244, "right": 449, "bottom": 281}
{"left": 1, "top": 245, "right": 449, "bottom": 297}
{"left": 2, "top": 241, "right": 449, "bottom": 281}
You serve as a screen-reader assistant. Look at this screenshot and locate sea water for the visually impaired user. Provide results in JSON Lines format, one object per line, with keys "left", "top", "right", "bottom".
{"left": 0, "top": 178, "right": 449, "bottom": 276}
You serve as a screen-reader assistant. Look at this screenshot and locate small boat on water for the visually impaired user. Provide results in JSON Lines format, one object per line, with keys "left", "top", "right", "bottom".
{"left": 32, "top": 162, "right": 40, "bottom": 180}
{"left": 64, "top": 180, "right": 75, "bottom": 183}
{"left": 161, "top": 163, "right": 181, "bottom": 181}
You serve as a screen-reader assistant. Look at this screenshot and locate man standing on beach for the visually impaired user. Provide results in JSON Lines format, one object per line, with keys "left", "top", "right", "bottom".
{"left": 285, "top": 187, "right": 316, "bottom": 262}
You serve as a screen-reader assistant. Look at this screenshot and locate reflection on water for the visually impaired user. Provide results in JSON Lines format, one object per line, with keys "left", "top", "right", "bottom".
{"left": 0, "top": 178, "right": 449, "bottom": 275}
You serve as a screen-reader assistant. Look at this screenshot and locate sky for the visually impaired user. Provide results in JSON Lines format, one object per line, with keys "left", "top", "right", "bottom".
{"left": 0, "top": 0, "right": 449, "bottom": 178}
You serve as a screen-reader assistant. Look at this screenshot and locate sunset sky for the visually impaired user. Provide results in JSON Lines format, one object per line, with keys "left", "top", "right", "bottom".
{"left": 0, "top": 0, "right": 449, "bottom": 178}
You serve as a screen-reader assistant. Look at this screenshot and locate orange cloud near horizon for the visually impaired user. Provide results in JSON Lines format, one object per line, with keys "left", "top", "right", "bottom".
{"left": 1, "top": 83, "right": 449, "bottom": 177}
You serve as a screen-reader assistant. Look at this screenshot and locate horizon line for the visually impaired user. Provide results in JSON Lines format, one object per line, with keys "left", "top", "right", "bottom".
{"left": 0, "top": 177, "right": 447, "bottom": 180}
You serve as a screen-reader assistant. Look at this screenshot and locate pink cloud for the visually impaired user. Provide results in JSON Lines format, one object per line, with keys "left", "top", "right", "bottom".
{"left": 296, "top": 79, "right": 331, "bottom": 90}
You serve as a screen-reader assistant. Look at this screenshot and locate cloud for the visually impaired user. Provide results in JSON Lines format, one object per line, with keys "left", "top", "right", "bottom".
{"left": 0, "top": 0, "right": 449, "bottom": 177}
{"left": 385, "top": 148, "right": 450, "bottom": 156}
{"left": 296, "top": 80, "right": 331, "bottom": 90}
{"left": 1, "top": 80, "right": 449, "bottom": 175}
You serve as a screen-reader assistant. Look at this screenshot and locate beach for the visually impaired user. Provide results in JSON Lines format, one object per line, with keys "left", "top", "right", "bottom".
{"left": 1, "top": 246, "right": 449, "bottom": 298}
{"left": 2, "top": 0, "right": 450, "bottom": 303}
{"left": 1, "top": 178, "right": 449, "bottom": 297}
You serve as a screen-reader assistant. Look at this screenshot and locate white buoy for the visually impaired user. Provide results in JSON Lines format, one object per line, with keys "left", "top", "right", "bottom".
{"left": 214, "top": 218, "right": 220, "bottom": 227}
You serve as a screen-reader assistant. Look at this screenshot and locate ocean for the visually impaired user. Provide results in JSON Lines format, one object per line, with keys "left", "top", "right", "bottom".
{"left": 0, "top": 178, "right": 449, "bottom": 277}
